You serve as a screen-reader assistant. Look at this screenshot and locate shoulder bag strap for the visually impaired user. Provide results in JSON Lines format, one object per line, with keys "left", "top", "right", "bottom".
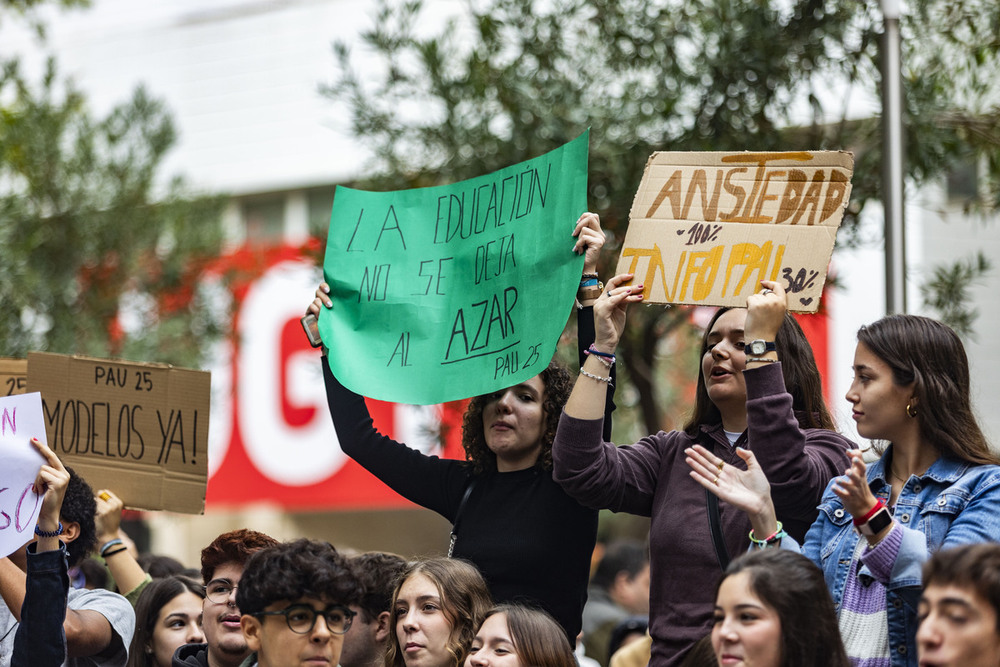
{"left": 706, "top": 486, "right": 731, "bottom": 571}
{"left": 448, "top": 478, "right": 477, "bottom": 558}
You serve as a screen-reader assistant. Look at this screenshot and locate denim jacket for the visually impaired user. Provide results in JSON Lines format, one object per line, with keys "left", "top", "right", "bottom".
{"left": 799, "top": 448, "right": 1000, "bottom": 667}
{"left": 12, "top": 542, "right": 69, "bottom": 667}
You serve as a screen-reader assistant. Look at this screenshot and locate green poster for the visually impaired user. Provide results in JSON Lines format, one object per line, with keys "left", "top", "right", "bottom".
{"left": 319, "top": 131, "right": 589, "bottom": 405}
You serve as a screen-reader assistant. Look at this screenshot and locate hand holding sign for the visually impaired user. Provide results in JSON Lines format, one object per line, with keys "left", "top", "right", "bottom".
{"left": 0, "top": 393, "right": 48, "bottom": 558}
{"left": 31, "top": 437, "right": 70, "bottom": 551}
{"left": 318, "top": 132, "right": 589, "bottom": 405}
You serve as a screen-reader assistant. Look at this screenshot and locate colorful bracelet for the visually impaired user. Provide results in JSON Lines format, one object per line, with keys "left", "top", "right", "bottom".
{"left": 853, "top": 499, "right": 885, "bottom": 526}
{"left": 584, "top": 344, "right": 615, "bottom": 368}
{"left": 580, "top": 367, "right": 613, "bottom": 385}
{"left": 748, "top": 521, "right": 786, "bottom": 547}
{"left": 34, "top": 522, "right": 63, "bottom": 538}
{"left": 580, "top": 278, "right": 600, "bottom": 287}
{"left": 99, "top": 538, "right": 124, "bottom": 556}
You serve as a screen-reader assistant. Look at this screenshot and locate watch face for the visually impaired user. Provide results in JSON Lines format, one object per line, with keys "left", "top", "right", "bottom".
{"left": 749, "top": 340, "right": 765, "bottom": 355}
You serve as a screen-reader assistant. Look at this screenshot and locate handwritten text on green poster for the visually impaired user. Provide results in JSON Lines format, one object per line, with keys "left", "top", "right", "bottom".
{"left": 319, "top": 132, "right": 589, "bottom": 404}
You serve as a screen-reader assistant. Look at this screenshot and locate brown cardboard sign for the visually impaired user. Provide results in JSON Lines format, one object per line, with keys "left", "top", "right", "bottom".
{"left": 0, "top": 358, "right": 27, "bottom": 397}
{"left": 26, "top": 352, "right": 210, "bottom": 514}
{"left": 616, "top": 150, "right": 854, "bottom": 312}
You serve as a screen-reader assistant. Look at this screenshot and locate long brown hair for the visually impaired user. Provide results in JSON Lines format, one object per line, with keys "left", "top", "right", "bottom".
{"left": 857, "top": 314, "right": 999, "bottom": 465}
{"left": 715, "top": 550, "right": 849, "bottom": 667}
{"left": 386, "top": 558, "right": 493, "bottom": 667}
{"left": 461, "top": 361, "right": 572, "bottom": 473}
{"left": 684, "top": 308, "right": 834, "bottom": 435}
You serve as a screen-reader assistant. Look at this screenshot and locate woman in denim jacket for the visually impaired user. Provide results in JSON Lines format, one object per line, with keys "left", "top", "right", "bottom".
{"left": 688, "top": 314, "right": 1000, "bottom": 667}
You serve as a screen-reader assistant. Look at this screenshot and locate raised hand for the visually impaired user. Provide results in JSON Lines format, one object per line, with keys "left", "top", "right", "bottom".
{"left": 571, "top": 212, "right": 606, "bottom": 275}
{"left": 592, "top": 273, "right": 643, "bottom": 353}
{"left": 832, "top": 449, "right": 879, "bottom": 520}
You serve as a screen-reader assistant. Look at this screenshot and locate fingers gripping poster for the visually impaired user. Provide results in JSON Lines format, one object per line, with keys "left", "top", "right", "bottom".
{"left": 319, "top": 132, "right": 589, "bottom": 405}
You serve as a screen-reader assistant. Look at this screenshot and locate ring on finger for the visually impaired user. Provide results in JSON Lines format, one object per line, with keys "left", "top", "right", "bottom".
{"left": 712, "top": 475, "right": 720, "bottom": 485}
{"left": 716, "top": 461, "right": 724, "bottom": 472}
{"left": 762, "top": 288, "right": 773, "bottom": 295}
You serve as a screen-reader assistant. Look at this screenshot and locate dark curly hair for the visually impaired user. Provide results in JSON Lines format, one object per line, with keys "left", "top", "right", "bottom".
{"left": 61, "top": 467, "right": 97, "bottom": 568}
{"left": 236, "top": 538, "right": 362, "bottom": 617}
{"left": 200, "top": 528, "right": 278, "bottom": 584}
{"left": 461, "top": 361, "right": 572, "bottom": 474}
{"left": 350, "top": 551, "right": 409, "bottom": 623}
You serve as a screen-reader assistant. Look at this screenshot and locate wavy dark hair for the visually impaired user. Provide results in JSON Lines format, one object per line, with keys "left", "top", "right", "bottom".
{"left": 923, "top": 543, "right": 1000, "bottom": 633}
{"left": 856, "top": 314, "right": 999, "bottom": 464}
{"left": 200, "top": 528, "right": 278, "bottom": 584}
{"left": 714, "top": 550, "right": 849, "bottom": 667}
{"left": 684, "top": 308, "right": 834, "bottom": 435}
{"left": 236, "top": 538, "right": 362, "bottom": 616}
{"left": 477, "top": 604, "right": 576, "bottom": 667}
{"left": 61, "top": 467, "right": 97, "bottom": 568}
{"left": 461, "top": 361, "right": 572, "bottom": 473}
{"left": 386, "top": 558, "right": 492, "bottom": 667}
{"left": 126, "top": 575, "right": 204, "bottom": 667}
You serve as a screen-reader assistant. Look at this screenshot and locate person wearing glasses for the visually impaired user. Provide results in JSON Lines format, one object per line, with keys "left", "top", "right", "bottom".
{"left": 172, "top": 529, "right": 278, "bottom": 667}
{"left": 235, "top": 539, "right": 362, "bottom": 667}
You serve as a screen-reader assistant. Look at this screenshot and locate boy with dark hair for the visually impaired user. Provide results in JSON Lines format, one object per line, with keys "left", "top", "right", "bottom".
{"left": 236, "top": 539, "right": 362, "bottom": 667}
{"left": 0, "top": 439, "right": 134, "bottom": 667}
{"left": 172, "top": 529, "right": 278, "bottom": 667}
{"left": 917, "top": 543, "right": 1000, "bottom": 667}
{"left": 340, "top": 552, "right": 408, "bottom": 667}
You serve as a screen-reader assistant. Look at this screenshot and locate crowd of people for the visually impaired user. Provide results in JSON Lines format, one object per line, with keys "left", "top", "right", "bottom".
{"left": 4, "top": 212, "right": 1000, "bottom": 667}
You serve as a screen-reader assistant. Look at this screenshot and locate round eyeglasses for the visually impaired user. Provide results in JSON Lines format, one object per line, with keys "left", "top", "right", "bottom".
{"left": 253, "top": 603, "right": 356, "bottom": 635}
{"left": 204, "top": 580, "right": 238, "bottom": 605}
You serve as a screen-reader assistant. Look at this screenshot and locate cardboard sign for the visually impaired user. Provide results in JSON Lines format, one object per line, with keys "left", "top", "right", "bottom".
{"left": 319, "top": 131, "right": 589, "bottom": 405}
{"left": 26, "top": 352, "right": 210, "bottom": 514}
{"left": 0, "top": 392, "right": 47, "bottom": 558}
{"left": 0, "top": 358, "right": 27, "bottom": 397}
{"left": 616, "top": 151, "right": 854, "bottom": 312}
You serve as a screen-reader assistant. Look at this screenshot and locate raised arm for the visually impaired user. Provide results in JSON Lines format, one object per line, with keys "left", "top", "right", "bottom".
{"left": 572, "top": 212, "right": 616, "bottom": 440}
{"left": 93, "top": 489, "right": 150, "bottom": 604}
{"left": 309, "top": 286, "right": 470, "bottom": 520}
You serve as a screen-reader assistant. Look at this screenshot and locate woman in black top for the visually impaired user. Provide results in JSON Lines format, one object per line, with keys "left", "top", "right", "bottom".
{"left": 308, "top": 213, "right": 612, "bottom": 642}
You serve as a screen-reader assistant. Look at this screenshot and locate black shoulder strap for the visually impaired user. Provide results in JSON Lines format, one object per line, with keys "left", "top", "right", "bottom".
{"left": 448, "top": 478, "right": 477, "bottom": 558}
{"left": 706, "top": 487, "right": 731, "bottom": 570}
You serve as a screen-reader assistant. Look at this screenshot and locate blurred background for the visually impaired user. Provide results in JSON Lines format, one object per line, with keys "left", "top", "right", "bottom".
{"left": 1, "top": 0, "right": 998, "bottom": 565}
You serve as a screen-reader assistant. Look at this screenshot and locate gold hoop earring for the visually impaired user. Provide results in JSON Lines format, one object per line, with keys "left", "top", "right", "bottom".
{"left": 905, "top": 403, "right": 917, "bottom": 418}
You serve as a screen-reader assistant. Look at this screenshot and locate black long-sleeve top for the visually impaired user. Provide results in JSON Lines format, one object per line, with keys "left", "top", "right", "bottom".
{"left": 322, "top": 306, "right": 611, "bottom": 641}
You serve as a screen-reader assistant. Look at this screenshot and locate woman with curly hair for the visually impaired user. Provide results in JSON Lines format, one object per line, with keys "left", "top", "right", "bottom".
{"left": 310, "top": 213, "right": 610, "bottom": 643}
{"left": 388, "top": 559, "right": 492, "bottom": 667}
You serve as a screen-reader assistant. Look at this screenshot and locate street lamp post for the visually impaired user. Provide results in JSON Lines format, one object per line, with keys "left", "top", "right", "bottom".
{"left": 881, "top": 0, "right": 906, "bottom": 314}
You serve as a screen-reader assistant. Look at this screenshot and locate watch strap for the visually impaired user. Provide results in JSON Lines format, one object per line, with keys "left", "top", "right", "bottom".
{"left": 857, "top": 507, "right": 893, "bottom": 536}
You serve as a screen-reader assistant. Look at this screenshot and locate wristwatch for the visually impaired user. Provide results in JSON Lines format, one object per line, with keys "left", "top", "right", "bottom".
{"left": 747, "top": 339, "right": 776, "bottom": 356}
{"left": 857, "top": 507, "right": 893, "bottom": 537}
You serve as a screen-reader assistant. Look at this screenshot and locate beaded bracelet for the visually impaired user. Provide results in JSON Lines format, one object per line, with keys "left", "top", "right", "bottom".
{"left": 99, "top": 538, "right": 124, "bottom": 556}
{"left": 746, "top": 356, "right": 777, "bottom": 364}
{"left": 581, "top": 272, "right": 599, "bottom": 280}
{"left": 748, "top": 521, "right": 786, "bottom": 547}
{"left": 580, "top": 367, "right": 613, "bottom": 385}
{"left": 34, "top": 522, "right": 63, "bottom": 538}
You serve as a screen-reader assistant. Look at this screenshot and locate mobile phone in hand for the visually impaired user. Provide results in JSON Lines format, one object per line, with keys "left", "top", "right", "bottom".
{"left": 301, "top": 313, "right": 323, "bottom": 348}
